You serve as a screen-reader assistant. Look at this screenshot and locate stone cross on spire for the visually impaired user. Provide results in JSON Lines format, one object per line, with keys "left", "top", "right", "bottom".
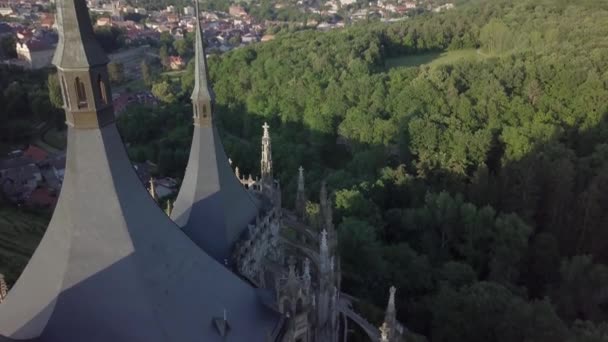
{"left": 260, "top": 122, "right": 273, "bottom": 186}
{"left": 263, "top": 122, "right": 270, "bottom": 138}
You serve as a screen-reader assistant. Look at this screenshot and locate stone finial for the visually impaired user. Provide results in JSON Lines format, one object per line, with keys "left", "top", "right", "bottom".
{"left": 228, "top": 157, "right": 232, "bottom": 165}
{"left": 297, "top": 166, "right": 305, "bottom": 192}
{"left": 379, "top": 322, "right": 390, "bottom": 342}
{"left": 262, "top": 122, "right": 270, "bottom": 138}
{"left": 320, "top": 229, "right": 328, "bottom": 253}
{"left": 386, "top": 286, "right": 396, "bottom": 315}
{"left": 235, "top": 166, "right": 241, "bottom": 179}
{"left": 303, "top": 258, "right": 311, "bottom": 279}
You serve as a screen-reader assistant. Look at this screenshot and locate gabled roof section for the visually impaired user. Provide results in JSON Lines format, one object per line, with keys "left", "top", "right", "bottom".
{"left": 53, "top": 0, "right": 108, "bottom": 68}
{"left": 171, "top": 125, "right": 260, "bottom": 264}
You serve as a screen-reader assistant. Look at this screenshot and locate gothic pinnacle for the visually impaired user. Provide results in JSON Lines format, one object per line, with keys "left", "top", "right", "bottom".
{"left": 297, "top": 166, "right": 305, "bottom": 192}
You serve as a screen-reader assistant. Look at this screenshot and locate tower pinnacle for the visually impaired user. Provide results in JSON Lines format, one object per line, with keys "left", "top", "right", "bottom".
{"left": 382, "top": 286, "right": 398, "bottom": 341}
{"left": 191, "top": 0, "right": 213, "bottom": 127}
{"left": 295, "top": 166, "right": 306, "bottom": 219}
{"left": 53, "top": 0, "right": 114, "bottom": 128}
{"left": 260, "top": 122, "right": 273, "bottom": 188}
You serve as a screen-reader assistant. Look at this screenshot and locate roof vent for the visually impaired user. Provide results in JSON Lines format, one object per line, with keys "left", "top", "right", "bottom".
{"left": 213, "top": 310, "right": 230, "bottom": 337}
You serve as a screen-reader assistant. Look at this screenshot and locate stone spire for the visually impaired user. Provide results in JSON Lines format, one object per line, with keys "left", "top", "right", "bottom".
{"left": 149, "top": 178, "right": 158, "bottom": 201}
{"left": 53, "top": 0, "right": 113, "bottom": 129}
{"left": 320, "top": 181, "right": 337, "bottom": 255}
{"left": 191, "top": 0, "right": 213, "bottom": 127}
{"left": 171, "top": 0, "right": 259, "bottom": 264}
{"left": 320, "top": 229, "right": 329, "bottom": 273}
{"left": 295, "top": 166, "right": 306, "bottom": 219}
{"left": 260, "top": 122, "right": 273, "bottom": 192}
{"left": 383, "top": 286, "right": 397, "bottom": 341}
{"left": 302, "top": 258, "right": 311, "bottom": 292}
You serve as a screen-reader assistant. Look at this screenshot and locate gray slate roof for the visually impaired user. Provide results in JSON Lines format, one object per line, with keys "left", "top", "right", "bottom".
{"left": 0, "top": 124, "right": 281, "bottom": 341}
{"left": 172, "top": 125, "right": 260, "bottom": 264}
{"left": 52, "top": 0, "right": 108, "bottom": 68}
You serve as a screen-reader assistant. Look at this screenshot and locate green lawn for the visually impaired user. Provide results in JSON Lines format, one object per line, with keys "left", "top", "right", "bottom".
{"left": 0, "top": 207, "right": 48, "bottom": 285}
{"left": 385, "top": 49, "right": 484, "bottom": 69}
{"left": 162, "top": 70, "right": 186, "bottom": 78}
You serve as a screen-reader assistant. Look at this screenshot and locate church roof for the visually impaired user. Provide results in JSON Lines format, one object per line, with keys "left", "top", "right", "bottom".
{"left": 171, "top": 3, "right": 259, "bottom": 264}
{"left": 0, "top": 125, "right": 281, "bottom": 342}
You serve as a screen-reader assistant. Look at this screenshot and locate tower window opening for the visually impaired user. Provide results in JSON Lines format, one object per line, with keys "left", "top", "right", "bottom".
{"left": 60, "top": 75, "right": 69, "bottom": 108}
{"left": 98, "top": 74, "right": 108, "bottom": 105}
{"left": 202, "top": 104, "right": 207, "bottom": 117}
{"left": 194, "top": 104, "right": 198, "bottom": 117}
{"left": 75, "top": 77, "right": 88, "bottom": 109}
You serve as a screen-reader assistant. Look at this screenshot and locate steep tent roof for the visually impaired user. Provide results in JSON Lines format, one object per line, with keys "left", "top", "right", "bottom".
{"left": 171, "top": 3, "right": 259, "bottom": 264}
{"left": 52, "top": 0, "right": 108, "bottom": 68}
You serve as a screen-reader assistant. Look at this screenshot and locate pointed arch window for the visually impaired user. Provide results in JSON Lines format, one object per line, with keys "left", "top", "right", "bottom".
{"left": 194, "top": 104, "right": 199, "bottom": 118}
{"left": 98, "top": 74, "right": 108, "bottom": 105}
{"left": 75, "top": 77, "right": 88, "bottom": 109}
{"left": 60, "top": 75, "right": 69, "bottom": 108}
{"left": 202, "top": 104, "right": 208, "bottom": 117}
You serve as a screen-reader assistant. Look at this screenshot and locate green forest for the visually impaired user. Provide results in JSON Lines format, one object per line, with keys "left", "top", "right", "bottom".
{"left": 116, "top": 0, "right": 608, "bottom": 340}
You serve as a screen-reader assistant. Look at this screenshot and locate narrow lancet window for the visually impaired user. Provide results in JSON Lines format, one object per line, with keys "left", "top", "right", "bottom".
{"left": 98, "top": 74, "right": 108, "bottom": 105}
{"left": 202, "top": 104, "right": 207, "bottom": 117}
{"left": 75, "top": 77, "right": 88, "bottom": 109}
{"left": 60, "top": 75, "right": 69, "bottom": 108}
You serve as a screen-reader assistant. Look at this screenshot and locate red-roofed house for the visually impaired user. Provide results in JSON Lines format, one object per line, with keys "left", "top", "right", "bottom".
{"left": 26, "top": 187, "right": 57, "bottom": 208}
{"left": 229, "top": 5, "right": 248, "bottom": 17}
{"left": 39, "top": 14, "right": 55, "bottom": 29}
{"left": 169, "top": 55, "right": 184, "bottom": 70}
{"left": 23, "top": 145, "right": 48, "bottom": 163}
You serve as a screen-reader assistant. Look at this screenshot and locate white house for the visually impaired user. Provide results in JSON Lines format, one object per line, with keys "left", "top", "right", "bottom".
{"left": 15, "top": 39, "right": 55, "bottom": 69}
